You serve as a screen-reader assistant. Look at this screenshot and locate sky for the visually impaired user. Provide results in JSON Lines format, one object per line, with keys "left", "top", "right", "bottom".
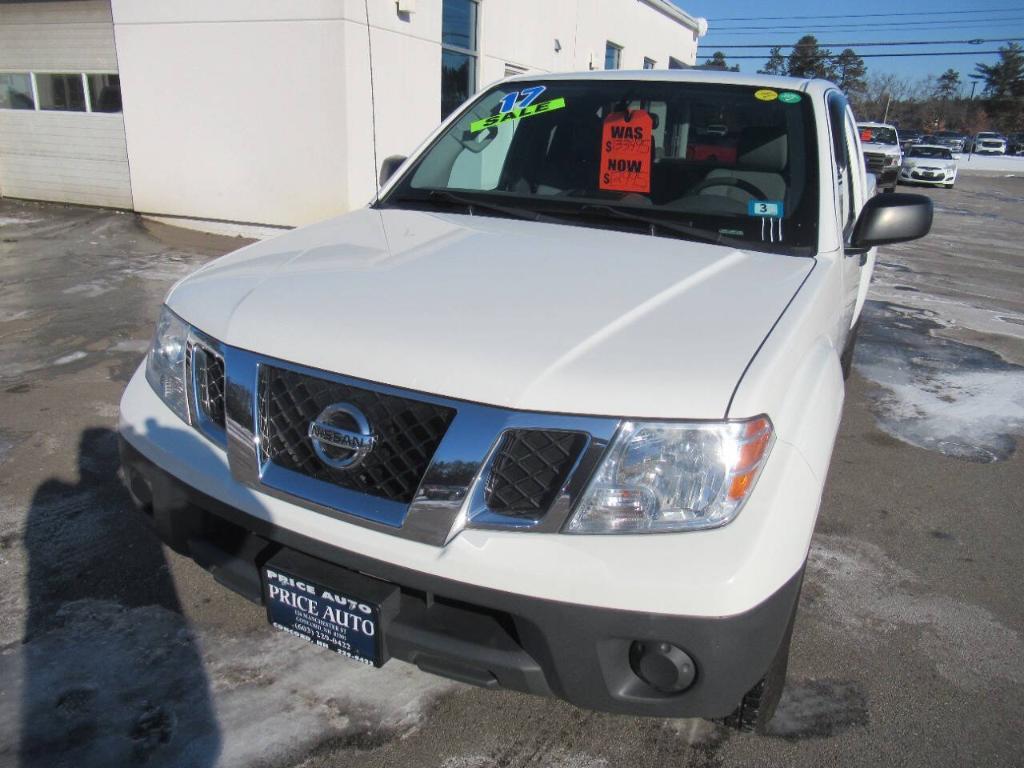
{"left": 671, "top": 0, "right": 1023, "bottom": 92}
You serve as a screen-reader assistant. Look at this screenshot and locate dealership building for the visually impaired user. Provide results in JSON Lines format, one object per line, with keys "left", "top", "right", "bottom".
{"left": 0, "top": 0, "right": 705, "bottom": 231}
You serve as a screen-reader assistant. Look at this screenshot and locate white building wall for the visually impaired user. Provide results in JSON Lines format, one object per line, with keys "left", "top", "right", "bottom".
{"left": 111, "top": 0, "right": 701, "bottom": 228}
{"left": 112, "top": 1, "right": 358, "bottom": 226}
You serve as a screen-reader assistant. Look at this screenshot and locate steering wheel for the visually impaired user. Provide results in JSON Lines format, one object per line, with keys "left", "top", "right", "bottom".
{"left": 689, "top": 177, "right": 770, "bottom": 200}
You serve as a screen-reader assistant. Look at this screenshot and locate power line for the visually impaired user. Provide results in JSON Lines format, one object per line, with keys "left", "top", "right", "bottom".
{"left": 708, "top": 23, "right": 1024, "bottom": 37}
{"left": 700, "top": 38, "right": 1024, "bottom": 50}
{"left": 720, "top": 50, "right": 1006, "bottom": 59}
{"left": 709, "top": 16, "right": 1024, "bottom": 31}
{"left": 708, "top": 8, "right": 1024, "bottom": 22}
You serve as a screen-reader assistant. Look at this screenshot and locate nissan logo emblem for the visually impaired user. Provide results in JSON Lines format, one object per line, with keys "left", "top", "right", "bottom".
{"left": 307, "top": 403, "right": 376, "bottom": 470}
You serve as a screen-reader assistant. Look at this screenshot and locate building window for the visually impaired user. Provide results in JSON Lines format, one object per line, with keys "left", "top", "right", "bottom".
{"left": 668, "top": 57, "right": 687, "bottom": 70}
{"left": 1, "top": 71, "right": 121, "bottom": 113}
{"left": 36, "top": 73, "right": 86, "bottom": 112}
{"left": 605, "top": 42, "right": 622, "bottom": 70}
{"left": 643, "top": 57, "right": 656, "bottom": 70}
{"left": 0, "top": 73, "right": 34, "bottom": 109}
{"left": 87, "top": 73, "right": 121, "bottom": 113}
{"left": 441, "top": 0, "right": 477, "bottom": 119}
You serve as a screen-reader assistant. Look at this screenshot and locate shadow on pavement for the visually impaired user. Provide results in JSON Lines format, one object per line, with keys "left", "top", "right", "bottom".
{"left": 17, "top": 427, "right": 221, "bottom": 767}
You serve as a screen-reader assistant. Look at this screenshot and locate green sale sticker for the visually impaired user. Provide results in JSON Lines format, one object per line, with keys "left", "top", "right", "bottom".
{"left": 470, "top": 97, "right": 567, "bottom": 133}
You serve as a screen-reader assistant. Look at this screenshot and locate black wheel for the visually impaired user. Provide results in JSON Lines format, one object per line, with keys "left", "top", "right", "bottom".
{"left": 840, "top": 318, "right": 861, "bottom": 380}
{"left": 944, "top": 182, "right": 954, "bottom": 189}
{"left": 718, "top": 572, "right": 804, "bottom": 734}
{"left": 883, "top": 186, "right": 895, "bottom": 194}
{"left": 719, "top": 597, "right": 798, "bottom": 733}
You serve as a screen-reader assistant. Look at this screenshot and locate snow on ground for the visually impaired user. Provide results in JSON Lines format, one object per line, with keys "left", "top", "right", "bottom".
{"left": 951, "top": 152, "right": 1024, "bottom": 175}
{"left": 854, "top": 301, "right": 1024, "bottom": 462}
{"left": 0, "top": 600, "right": 458, "bottom": 768}
{"left": 808, "top": 534, "right": 1024, "bottom": 692}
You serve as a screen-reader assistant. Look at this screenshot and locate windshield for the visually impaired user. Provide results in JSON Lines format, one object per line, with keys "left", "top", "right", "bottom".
{"left": 859, "top": 125, "right": 898, "bottom": 145}
{"left": 380, "top": 79, "right": 820, "bottom": 254}
{"left": 909, "top": 146, "right": 953, "bottom": 159}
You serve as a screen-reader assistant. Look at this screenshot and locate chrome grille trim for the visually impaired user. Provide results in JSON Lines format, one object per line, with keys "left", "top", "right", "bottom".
{"left": 219, "top": 345, "right": 621, "bottom": 546}
{"left": 186, "top": 331, "right": 227, "bottom": 447}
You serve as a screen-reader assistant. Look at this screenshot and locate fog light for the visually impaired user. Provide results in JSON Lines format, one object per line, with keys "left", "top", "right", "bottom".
{"left": 629, "top": 641, "right": 696, "bottom": 693}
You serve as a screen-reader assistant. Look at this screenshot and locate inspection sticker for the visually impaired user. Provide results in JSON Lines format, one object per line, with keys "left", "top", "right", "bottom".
{"left": 470, "top": 97, "right": 566, "bottom": 133}
{"left": 599, "top": 110, "right": 653, "bottom": 193}
{"left": 748, "top": 200, "right": 784, "bottom": 218}
{"left": 754, "top": 89, "right": 779, "bottom": 101}
{"left": 778, "top": 91, "right": 802, "bottom": 104}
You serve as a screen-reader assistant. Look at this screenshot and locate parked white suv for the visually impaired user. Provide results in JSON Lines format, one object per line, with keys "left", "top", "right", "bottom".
{"left": 120, "top": 71, "right": 932, "bottom": 731}
{"left": 968, "top": 132, "right": 1007, "bottom": 155}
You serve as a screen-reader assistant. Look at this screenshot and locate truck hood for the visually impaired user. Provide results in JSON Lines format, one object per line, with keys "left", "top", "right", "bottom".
{"left": 167, "top": 208, "right": 813, "bottom": 419}
{"left": 904, "top": 157, "right": 956, "bottom": 170}
{"left": 862, "top": 142, "right": 901, "bottom": 156}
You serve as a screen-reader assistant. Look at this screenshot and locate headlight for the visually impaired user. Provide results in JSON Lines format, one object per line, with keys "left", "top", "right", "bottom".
{"left": 145, "top": 305, "right": 190, "bottom": 423}
{"left": 565, "top": 416, "right": 773, "bottom": 534}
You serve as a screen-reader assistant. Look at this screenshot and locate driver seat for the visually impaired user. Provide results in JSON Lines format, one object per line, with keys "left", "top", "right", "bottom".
{"left": 700, "top": 126, "right": 788, "bottom": 204}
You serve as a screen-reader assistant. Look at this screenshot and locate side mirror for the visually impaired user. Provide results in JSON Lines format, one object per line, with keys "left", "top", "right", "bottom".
{"left": 379, "top": 155, "right": 407, "bottom": 187}
{"left": 849, "top": 192, "right": 933, "bottom": 252}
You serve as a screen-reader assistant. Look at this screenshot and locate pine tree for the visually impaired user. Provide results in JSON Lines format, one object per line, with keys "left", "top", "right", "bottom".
{"left": 972, "top": 43, "right": 1024, "bottom": 99}
{"left": 787, "top": 35, "right": 834, "bottom": 79}
{"left": 759, "top": 47, "right": 786, "bottom": 76}
{"left": 935, "top": 69, "right": 962, "bottom": 100}
{"left": 833, "top": 49, "right": 867, "bottom": 94}
{"left": 704, "top": 51, "right": 739, "bottom": 72}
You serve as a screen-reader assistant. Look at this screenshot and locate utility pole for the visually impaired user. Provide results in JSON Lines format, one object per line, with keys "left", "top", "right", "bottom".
{"left": 882, "top": 93, "right": 892, "bottom": 124}
{"left": 970, "top": 81, "right": 977, "bottom": 99}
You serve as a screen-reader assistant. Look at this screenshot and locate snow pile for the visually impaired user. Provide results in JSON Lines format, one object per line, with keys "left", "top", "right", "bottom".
{"left": 855, "top": 301, "right": 1024, "bottom": 462}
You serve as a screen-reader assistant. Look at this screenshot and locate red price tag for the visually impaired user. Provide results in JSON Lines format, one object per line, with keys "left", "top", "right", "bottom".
{"left": 599, "top": 110, "right": 653, "bottom": 194}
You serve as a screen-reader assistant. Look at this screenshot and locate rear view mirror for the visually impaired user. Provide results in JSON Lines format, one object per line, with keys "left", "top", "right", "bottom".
{"left": 850, "top": 193, "right": 933, "bottom": 251}
{"left": 379, "top": 155, "right": 407, "bottom": 187}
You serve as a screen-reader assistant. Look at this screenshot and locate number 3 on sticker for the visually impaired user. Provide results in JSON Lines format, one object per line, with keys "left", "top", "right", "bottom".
{"left": 748, "top": 200, "right": 783, "bottom": 217}
{"left": 498, "top": 85, "right": 546, "bottom": 114}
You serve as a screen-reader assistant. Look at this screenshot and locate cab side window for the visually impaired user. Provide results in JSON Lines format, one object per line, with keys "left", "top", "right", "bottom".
{"left": 827, "top": 91, "right": 855, "bottom": 236}
{"left": 842, "top": 108, "right": 864, "bottom": 233}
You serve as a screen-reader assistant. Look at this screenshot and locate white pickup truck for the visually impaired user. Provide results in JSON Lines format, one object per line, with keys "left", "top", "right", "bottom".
{"left": 119, "top": 71, "right": 932, "bottom": 731}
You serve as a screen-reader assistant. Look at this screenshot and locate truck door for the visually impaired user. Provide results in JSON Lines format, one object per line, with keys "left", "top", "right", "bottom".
{"left": 827, "top": 91, "right": 868, "bottom": 334}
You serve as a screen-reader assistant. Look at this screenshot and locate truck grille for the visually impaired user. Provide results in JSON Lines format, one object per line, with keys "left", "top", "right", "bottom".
{"left": 485, "top": 430, "right": 588, "bottom": 517}
{"left": 191, "top": 343, "right": 225, "bottom": 429}
{"left": 258, "top": 366, "right": 456, "bottom": 503}
{"left": 863, "top": 152, "right": 886, "bottom": 173}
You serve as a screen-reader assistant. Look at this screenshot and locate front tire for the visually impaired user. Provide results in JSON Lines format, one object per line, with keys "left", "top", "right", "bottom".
{"left": 944, "top": 182, "right": 954, "bottom": 189}
{"left": 840, "top": 318, "right": 861, "bottom": 380}
{"left": 718, "top": 593, "right": 798, "bottom": 733}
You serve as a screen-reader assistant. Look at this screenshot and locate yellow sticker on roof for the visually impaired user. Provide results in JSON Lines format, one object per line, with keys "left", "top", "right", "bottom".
{"left": 754, "top": 89, "right": 779, "bottom": 101}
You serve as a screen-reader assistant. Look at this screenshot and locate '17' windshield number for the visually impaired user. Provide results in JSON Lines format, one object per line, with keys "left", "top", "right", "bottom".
{"left": 498, "top": 85, "right": 547, "bottom": 114}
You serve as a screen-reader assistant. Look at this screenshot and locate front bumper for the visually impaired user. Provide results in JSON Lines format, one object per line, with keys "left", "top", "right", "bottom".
{"left": 899, "top": 168, "right": 955, "bottom": 186}
{"left": 875, "top": 166, "right": 899, "bottom": 188}
{"left": 121, "top": 436, "right": 803, "bottom": 718}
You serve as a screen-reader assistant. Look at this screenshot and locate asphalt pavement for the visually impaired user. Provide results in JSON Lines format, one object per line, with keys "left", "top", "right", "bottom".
{"left": 0, "top": 177, "right": 1021, "bottom": 768}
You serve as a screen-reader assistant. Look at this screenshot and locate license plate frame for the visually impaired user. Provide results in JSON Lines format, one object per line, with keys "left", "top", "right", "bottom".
{"left": 262, "top": 549, "right": 400, "bottom": 667}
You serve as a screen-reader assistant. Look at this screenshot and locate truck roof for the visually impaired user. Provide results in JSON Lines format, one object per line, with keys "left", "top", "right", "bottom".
{"left": 503, "top": 68, "right": 830, "bottom": 95}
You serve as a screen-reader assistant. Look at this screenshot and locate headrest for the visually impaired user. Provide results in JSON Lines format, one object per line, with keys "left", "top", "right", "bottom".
{"left": 737, "top": 127, "right": 788, "bottom": 172}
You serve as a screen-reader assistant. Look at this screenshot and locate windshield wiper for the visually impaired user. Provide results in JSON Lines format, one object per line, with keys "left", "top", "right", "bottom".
{"left": 391, "top": 189, "right": 562, "bottom": 225}
{"left": 575, "top": 204, "right": 750, "bottom": 249}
